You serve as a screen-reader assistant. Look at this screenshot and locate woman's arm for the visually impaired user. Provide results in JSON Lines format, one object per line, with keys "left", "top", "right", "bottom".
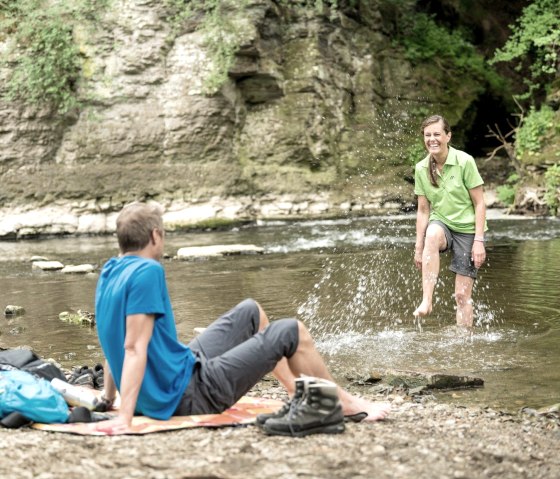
{"left": 468, "top": 185, "right": 486, "bottom": 269}
{"left": 415, "top": 195, "right": 430, "bottom": 269}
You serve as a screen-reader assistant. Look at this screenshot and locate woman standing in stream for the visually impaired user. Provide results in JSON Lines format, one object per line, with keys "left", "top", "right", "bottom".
{"left": 413, "top": 114, "right": 487, "bottom": 327}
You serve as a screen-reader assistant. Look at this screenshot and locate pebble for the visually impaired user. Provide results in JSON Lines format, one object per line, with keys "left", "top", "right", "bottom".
{"left": 370, "top": 445, "right": 386, "bottom": 456}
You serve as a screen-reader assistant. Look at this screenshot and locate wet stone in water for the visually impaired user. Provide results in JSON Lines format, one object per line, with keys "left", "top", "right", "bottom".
{"left": 4, "top": 305, "right": 25, "bottom": 317}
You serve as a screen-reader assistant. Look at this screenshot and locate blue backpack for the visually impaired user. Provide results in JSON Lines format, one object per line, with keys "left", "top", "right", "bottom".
{"left": 0, "top": 370, "right": 69, "bottom": 424}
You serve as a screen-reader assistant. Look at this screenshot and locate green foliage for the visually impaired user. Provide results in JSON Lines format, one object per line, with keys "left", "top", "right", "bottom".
{"left": 163, "top": 0, "right": 251, "bottom": 94}
{"left": 515, "top": 105, "right": 555, "bottom": 159}
{"left": 397, "top": 12, "right": 504, "bottom": 92}
{"left": 496, "top": 173, "right": 520, "bottom": 206}
{"left": 491, "top": 0, "right": 560, "bottom": 97}
{"left": 0, "top": 0, "right": 110, "bottom": 114}
{"left": 544, "top": 164, "right": 560, "bottom": 215}
{"left": 405, "top": 141, "right": 427, "bottom": 167}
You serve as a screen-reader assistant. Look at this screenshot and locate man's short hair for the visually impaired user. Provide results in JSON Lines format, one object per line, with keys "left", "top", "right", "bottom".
{"left": 116, "top": 202, "right": 164, "bottom": 253}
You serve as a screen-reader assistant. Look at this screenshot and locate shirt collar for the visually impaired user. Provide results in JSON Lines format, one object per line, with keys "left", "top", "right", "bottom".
{"left": 419, "top": 146, "right": 458, "bottom": 168}
{"left": 444, "top": 147, "right": 458, "bottom": 166}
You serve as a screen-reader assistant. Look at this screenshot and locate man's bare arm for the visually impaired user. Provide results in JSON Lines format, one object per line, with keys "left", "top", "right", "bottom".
{"left": 94, "top": 313, "right": 155, "bottom": 434}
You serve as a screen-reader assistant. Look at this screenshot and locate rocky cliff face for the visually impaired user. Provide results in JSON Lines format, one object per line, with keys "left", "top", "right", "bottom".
{"left": 0, "top": 0, "right": 490, "bottom": 238}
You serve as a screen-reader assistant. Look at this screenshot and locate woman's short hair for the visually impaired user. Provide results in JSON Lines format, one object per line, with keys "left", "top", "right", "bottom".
{"left": 116, "top": 202, "right": 164, "bottom": 253}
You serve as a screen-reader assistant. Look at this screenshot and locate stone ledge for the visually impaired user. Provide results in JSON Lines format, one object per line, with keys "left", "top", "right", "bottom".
{"left": 177, "top": 244, "right": 264, "bottom": 260}
{"left": 0, "top": 194, "right": 414, "bottom": 240}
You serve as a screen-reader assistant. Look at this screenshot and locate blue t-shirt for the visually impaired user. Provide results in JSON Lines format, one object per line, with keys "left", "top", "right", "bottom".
{"left": 95, "top": 255, "right": 195, "bottom": 420}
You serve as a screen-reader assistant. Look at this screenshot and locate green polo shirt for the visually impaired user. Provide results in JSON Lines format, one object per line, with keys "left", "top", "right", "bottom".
{"left": 414, "top": 147, "right": 487, "bottom": 233}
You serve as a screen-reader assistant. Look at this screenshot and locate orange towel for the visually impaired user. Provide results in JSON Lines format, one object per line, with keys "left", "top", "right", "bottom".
{"left": 32, "top": 396, "right": 283, "bottom": 435}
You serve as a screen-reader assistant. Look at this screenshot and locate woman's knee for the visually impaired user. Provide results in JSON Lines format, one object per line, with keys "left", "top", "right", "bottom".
{"left": 425, "top": 224, "right": 446, "bottom": 249}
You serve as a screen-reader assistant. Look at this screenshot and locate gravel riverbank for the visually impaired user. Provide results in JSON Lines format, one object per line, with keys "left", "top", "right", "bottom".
{"left": 1, "top": 380, "right": 558, "bottom": 479}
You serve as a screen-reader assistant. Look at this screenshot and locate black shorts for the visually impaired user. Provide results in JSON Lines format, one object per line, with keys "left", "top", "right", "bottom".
{"left": 174, "top": 299, "right": 299, "bottom": 415}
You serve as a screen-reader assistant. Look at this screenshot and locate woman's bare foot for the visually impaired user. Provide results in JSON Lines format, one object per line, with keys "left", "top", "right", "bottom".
{"left": 413, "top": 299, "right": 432, "bottom": 317}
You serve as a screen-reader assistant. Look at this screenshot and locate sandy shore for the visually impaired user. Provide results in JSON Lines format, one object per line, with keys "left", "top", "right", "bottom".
{"left": 1, "top": 380, "right": 558, "bottom": 479}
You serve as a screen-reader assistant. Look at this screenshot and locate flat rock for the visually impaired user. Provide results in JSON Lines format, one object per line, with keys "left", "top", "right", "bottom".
{"left": 61, "top": 264, "right": 95, "bottom": 274}
{"left": 59, "top": 310, "right": 95, "bottom": 326}
{"left": 31, "top": 260, "right": 65, "bottom": 271}
{"left": 368, "top": 368, "right": 484, "bottom": 390}
{"left": 177, "top": 244, "right": 264, "bottom": 260}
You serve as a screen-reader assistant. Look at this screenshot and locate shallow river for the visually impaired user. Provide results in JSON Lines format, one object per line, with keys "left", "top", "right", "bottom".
{"left": 1, "top": 213, "right": 559, "bottom": 411}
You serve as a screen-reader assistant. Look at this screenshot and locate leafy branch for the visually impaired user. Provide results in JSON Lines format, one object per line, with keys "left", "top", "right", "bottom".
{"left": 490, "top": 0, "right": 560, "bottom": 99}
{"left": 0, "top": 0, "right": 110, "bottom": 114}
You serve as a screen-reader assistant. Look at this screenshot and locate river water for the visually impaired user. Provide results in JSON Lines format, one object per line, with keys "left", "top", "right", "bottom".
{"left": 1, "top": 213, "right": 559, "bottom": 411}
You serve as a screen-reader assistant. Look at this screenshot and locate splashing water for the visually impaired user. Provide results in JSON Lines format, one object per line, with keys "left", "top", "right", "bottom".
{"left": 293, "top": 216, "right": 530, "bottom": 378}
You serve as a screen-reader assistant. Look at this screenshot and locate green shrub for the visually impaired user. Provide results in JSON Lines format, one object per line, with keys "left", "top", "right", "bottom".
{"left": 496, "top": 173, "right": 520, "bottom": 206}
{"left": 491, "top": 0, "right": 560, "bottom": 98}
{"left": 544, "top": 164, "right": 560, "bottom": 215}
{"left": 395, "top": 12, "right": 504, "bottom": 92}
{"left": 515, "top": 105, "right": 555, "bottom": 159}
{"left": 0, "top": 0, "right": 110, "bottom": 114}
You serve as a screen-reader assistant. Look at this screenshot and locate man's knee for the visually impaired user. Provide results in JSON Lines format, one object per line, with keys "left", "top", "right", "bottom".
{"left": 263, "top": 318, "right": 300, "bottom": 358}
{"left": 296, "top": 320, "right": 313, "bottom": 348}
{"left": 234, "top": 298, "right": 260, "bottom": 325}
{"left": 237, "top": 298, "right": 259, "bottom": 312}
{"left": 209, "top": 298, "right": 261, "bottom": 340}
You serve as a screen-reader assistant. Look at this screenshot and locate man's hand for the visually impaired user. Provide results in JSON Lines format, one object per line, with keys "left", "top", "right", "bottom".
{"left": 93, "top": 415, "right": 132, "bottom": 435}
{"left": 95, "top": 395, "right": 115, "bottom": 413}
{"left": 472, "top": 241, "right": 486, "bottom": 269}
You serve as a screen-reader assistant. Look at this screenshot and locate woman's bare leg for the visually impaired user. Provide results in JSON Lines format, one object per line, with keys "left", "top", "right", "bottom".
{"left": 455, "top": 274, "right": 475, "bottom": 327}
{"left": 414, "top": 224, "right": 447, "bottom": 317}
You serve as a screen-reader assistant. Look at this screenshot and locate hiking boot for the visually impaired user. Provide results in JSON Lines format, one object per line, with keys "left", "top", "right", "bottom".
{"left": 68, "top": 365, "right": 95, "bottom": 389}
{"left": 262, "top": 381, "right": 345, "bottom": 437}
{"left": 256, "top": 376, "right": 316, "bottom": 427}
{"left": 92, "top": 363, "right": 104, "bottom": 390}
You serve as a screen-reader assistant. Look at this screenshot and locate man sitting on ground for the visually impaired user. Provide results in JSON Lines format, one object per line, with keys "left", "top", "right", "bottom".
{"left": 94, "top": 202, "right": 390, "bottom": 435}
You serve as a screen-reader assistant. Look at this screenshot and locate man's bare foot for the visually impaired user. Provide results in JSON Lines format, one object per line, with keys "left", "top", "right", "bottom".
{"left": 341, "top": 394, "right": 391, "bottom": 422}
{"left": 413, "top": 300, "right": 432, "bottom": 317}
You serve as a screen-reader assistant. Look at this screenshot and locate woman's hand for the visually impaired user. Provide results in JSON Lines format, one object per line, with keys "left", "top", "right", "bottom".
{"left": 472, "top": 241, "right": 486, "bottom": 269}
{"left": 414, "top": 245, "right": 423, "bottom": 270}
